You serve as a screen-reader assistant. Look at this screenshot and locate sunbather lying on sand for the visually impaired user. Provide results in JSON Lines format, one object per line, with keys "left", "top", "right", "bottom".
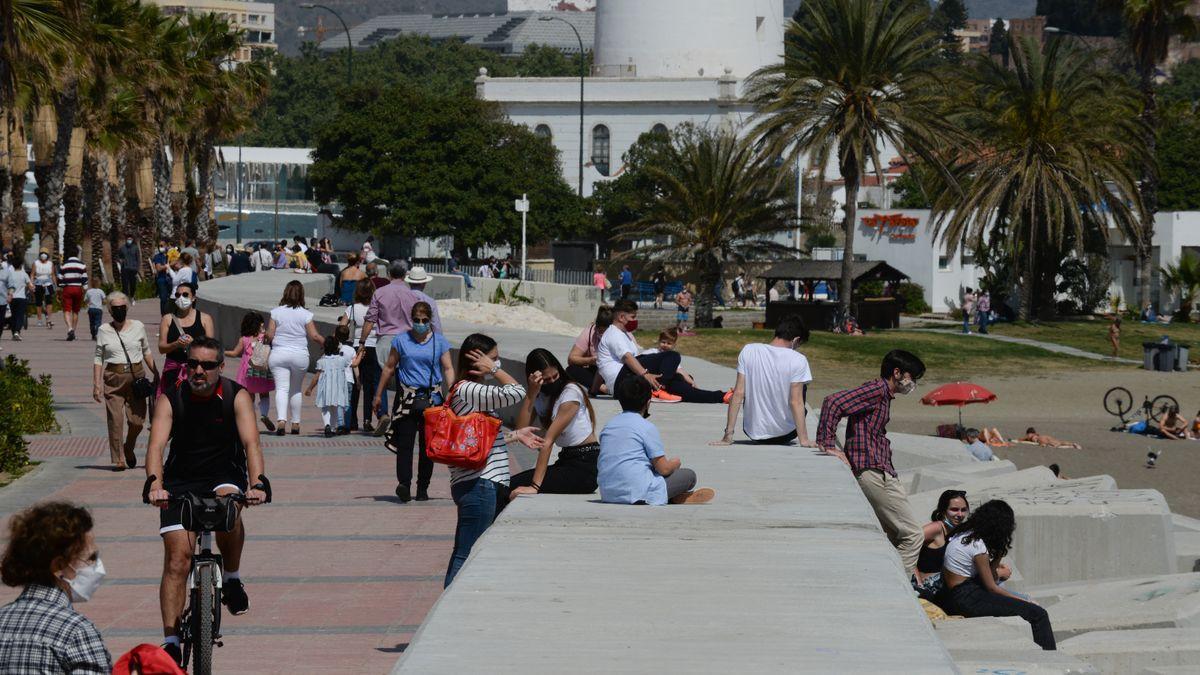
{"left": 1020, "top": 427, "right": 1081, "bottom": 449}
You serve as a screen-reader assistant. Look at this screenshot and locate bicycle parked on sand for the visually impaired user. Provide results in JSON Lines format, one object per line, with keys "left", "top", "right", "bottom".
{"left": 1103, "top": 386, "right": 1179, "bottom": 429}
{"left": 143, "top": 479, "right": 271, "bottom": 675}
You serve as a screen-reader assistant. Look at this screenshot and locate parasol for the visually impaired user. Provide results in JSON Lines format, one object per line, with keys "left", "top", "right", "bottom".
{"left": 920, "top": 381, "right": 998, "bottom": 428}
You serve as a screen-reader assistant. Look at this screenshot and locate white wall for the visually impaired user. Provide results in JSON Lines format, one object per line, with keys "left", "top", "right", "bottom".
{"left": 1108, "top": 211, "right": 1200, "bottom": 313}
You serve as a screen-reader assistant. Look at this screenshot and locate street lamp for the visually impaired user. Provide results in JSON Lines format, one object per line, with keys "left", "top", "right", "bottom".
{"left": 300, "top": 3, "right": 353, "bottom": 83}
{"left": 538, "top": 15, "right": 585, "bottom": 199}
{"left": 1043, "top": 26, "right": 1097, "bottom": 49}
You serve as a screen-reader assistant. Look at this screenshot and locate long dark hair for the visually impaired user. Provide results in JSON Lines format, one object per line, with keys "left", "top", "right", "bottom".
{"left": 525, "top": 348, "right": 594, "bottom": 429}
{"left": 240, "top": 311, "right": 265, "bottom": 337}
{"left": 931, "top": 490, "right": 969, "bottom": 523}
{"left": 956, "top": 500, "right": 1015, "bottom": 561}
{"left": 455, "top": 333, "right": 497, "bottom": 384}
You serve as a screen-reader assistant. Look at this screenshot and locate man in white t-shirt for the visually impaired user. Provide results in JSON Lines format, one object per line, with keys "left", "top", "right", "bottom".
{"left": 595, "top": 299, "right": 683, "bottom": 403}
{"left": 713, "top": 315, "right": 814, "bottom": 445}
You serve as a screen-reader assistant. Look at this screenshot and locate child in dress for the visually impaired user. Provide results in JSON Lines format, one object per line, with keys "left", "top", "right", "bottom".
{"left": 305, "top": 335, "right": 362, "bottom": 437}
{"left": 334, "top": 324, "right": 357, "bottom": 434}
{"left": 224, "top": 311, "right": 276, "bottom": 432}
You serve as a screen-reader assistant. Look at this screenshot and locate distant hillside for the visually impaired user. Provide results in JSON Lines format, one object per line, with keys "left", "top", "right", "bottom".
{"left": 277, "top": 0, "right": 506, "bottom": 55}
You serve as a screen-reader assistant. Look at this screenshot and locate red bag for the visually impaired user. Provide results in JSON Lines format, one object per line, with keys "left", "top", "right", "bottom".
{"left": 424, "top": 382, "right": 501, "bottom": 470}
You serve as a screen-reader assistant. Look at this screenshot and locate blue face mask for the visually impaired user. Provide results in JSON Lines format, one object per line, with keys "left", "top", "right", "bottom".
{"left": 412, "top": 322, "right": 430, "bottom": 335}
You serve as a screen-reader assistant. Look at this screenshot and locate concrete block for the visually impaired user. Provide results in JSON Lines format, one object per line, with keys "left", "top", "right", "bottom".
{"left": 1140, "top": 668, "right": 1200, "bottom": 674}
{"left": 933, "top": 616, "right": 1039, "bottom": 651}
{"left": 901, "top": 459, "right": 1018, "bottom": 495}
{"left": 1030, "top": 573, "right": 1200, "bottom": 638}
{"left": 1060, "top": 628, "right": 1200, "bottom": 674}
{"left": 907, "top": 467, "right": 1059, "bottom": 518}
{"left": 1173, "top": 513, "right": 1200, "bottom": 533}
{"left": 950, "top": 649, "right": 1099, "bottom": 674}
{"left": 1176, "top": 531, "right": 1200, "bottom": 574}
{"left": 890, "top": 433, "right": 979, "bottom": 471}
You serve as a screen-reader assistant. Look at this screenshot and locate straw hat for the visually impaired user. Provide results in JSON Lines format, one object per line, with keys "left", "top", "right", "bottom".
{"left": 405, "top": 266, "right": 432, "bottom": 284}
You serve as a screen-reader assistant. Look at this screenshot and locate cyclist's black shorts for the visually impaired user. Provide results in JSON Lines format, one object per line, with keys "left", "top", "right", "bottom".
{"left": 159, "top": 478, "right": 247, "bottom": 535}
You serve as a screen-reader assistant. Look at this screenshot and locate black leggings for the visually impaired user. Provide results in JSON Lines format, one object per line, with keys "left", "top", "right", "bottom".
{"left": 386, "top": 410, "right": 433, "bottom": 491}
{"left": 617, "top": 351, "right": 724, "bottom": 403}
{"left": 510, "top": 444, "right": 599, "bottom": 494}
{"left": 946, "top": 579, "right": 1056, "bottom": 650}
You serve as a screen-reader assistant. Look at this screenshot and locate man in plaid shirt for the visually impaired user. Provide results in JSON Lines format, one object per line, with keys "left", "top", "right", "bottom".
{"left": 817, "top": 350, "right": 926, "bottom": 576}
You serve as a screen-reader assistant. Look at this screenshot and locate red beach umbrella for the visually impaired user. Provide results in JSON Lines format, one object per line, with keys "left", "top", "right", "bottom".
{"left": 920, "top": 381, "right": 998, "bottom": 427}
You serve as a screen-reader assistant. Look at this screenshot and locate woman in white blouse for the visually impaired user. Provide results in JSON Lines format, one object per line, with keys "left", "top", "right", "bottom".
{"left": 264, "top": 280, "right": 324, "bottom": 435}
{"left": 92, "top": 291, "right": 157, "bottom": 471}
{"left": 443, "top": 333, "right": 541, "bottom": 587}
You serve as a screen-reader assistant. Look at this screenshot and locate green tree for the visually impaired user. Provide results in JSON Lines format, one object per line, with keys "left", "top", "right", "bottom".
{"left": 613, "top": 127, "right": 795, "bottom": 328}
{"left": 1160, "top": 58, "right": 1200, "bottom": 108}
{"left": 746, "top": 0, "right": 960, "bottom": 315}
{"left": 589, "top": 127, "right": 674, "bottom": 244}
{"left": 988, "top": 18, "right": 1009, "bottom": 68}
{"left": 308, "top": 86, "right": 582, "bottom": 253}
{"left": 1157, "top": 112, "right": 1200, "bottom": 209}
{"left": 1162, "top": 253, "right": 1200, "bottom": 321}
{"left": 929, "top": 0, "right": 968, "bottom": 63}
{"left": 930, "top": 37, "right": 1146, "bottom": 320}
{"left": 890, "top": 165, "right": 933, "bottom": 208}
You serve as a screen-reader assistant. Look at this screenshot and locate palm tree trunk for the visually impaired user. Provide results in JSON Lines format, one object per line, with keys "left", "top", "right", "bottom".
{"left": 1136, "top": 68, "right": 1158, "bottom": 311}
{"left": 109, "top": 153, "right": 131, "bottom": 273}
{"left": 839, "top": 160, "right": 860, "bottom": 316}
{"left": 131, "top": 154, "right": 155, "bottom": 266}
{"left": 40, "top": 82, "right": 80, "bottom": 258}
{"left": 0, "top": 110, "right": 10, "bottom": 249}
{"left": 61, "top": 128, "right": 84, "bottom": 258}
{"left": 152, "top": 142, "right": 173, "bottom": 241}
{"left": 694, "top": 250, "right": 721, "bottom": 328}
{"left": 5, "top": 110, "right": 28, "bottom": 249}
{"left": 81, "top": 150, "right": 102, "bottom": 280}
{"left": 169, "top": 144, "right": 187, "bottom": 238}
{"left": 93, "top": 154, "right": 112, "bottom": 282}
{"left": 196, "top": 141, "right": 217, "bottom": 248}
{"left": 1020, "top": 213, "right": 1036, "bottom": 322}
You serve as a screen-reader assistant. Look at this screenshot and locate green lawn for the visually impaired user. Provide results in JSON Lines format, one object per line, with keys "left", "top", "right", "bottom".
{"left": 985, "top": 319, "right": 1200, "bottom": 362}
{"left": 647, "top": 327, "right": 1116, "bottom": 386}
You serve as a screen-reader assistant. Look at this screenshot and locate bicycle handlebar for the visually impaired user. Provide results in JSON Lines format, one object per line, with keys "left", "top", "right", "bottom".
{"left": 142, "top": 475, "right": 273, "bottom": 504}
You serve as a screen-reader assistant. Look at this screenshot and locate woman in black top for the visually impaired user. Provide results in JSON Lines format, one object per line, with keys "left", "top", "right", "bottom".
{"left": 156, "top": 282, "right": 215, "bottom": 395}
{"left": 913, "top": 490, "right": 969, "bottom": 600}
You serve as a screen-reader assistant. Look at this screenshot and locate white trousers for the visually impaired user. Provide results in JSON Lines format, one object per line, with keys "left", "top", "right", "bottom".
{"left": 269, "top": 349, "right": 310, "bottom": 423}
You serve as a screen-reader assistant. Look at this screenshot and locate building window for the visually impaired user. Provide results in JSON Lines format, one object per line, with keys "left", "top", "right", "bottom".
{"left": 591, "top": 124, "right": 611, "bottom": 176}
{"left": 938, "top": 256, "right": 950, "bottom": 270}
{"left": 534, "top": 124, "right": 552, "bottom": 140}
{"left": 651, "top": 123, "right": 669, "bottom": 136}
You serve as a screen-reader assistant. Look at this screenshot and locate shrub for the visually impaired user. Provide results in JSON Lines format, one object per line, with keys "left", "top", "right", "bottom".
{"left": 894, "top": 282, "right": 931, "bottom": 314}
{"left": 0, "top": 356, "right": 59, "bottom": 473}
{"left": 853, "top": 280, "right": 886, "bottom": 300}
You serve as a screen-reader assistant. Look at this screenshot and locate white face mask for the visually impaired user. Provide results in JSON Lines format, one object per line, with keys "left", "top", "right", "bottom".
{"left": 61, "top": 558, "right": 106, "bottom": 603}
{"left": 175, "top": 296, "right": 193, "bottom": 310}
{"left": 896, "top": 377, "right": 917, "bottom": 396}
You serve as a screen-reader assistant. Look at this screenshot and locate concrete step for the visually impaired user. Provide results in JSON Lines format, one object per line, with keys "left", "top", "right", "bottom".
{"left": 1060, "top": 628, "right": 1200, "bottom": 674}
{"left": 1026, "top": 573, "right": 1200, "bottom": 639}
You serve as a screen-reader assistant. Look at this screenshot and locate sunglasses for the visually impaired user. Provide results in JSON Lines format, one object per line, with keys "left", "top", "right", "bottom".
{"left": 186, "top": 358, "right": 221, "bottom": 370}
{"left": 413, "top": 318, "right": 431, "bottom": 325}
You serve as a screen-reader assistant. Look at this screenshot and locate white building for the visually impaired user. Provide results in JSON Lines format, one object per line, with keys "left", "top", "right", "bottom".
{"left": 151, "top": 0, "right": 276, "bottom": 62}
{"left": 478, "top": 0, "right": 785, "bottom": 196}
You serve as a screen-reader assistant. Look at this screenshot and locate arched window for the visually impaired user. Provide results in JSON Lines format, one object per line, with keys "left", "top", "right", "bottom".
{"left": 534, "top": 124, "right": 552, "bottom": 140}
{"left": 591, "top": 124, "right": 611, "bottom": 176}
{"left": 651, "top": 123, "right": 669, "bottom": 136}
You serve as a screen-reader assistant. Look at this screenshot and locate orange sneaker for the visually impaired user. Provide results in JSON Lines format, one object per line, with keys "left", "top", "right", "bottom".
{"left": 723, "top": 389, "right": 734, "bottom": 404}
{"left": 651, "top": 389, "right": 682, "bottom": 403}
{"left": 670, "top": 487, "right": 715, "bottom": 504}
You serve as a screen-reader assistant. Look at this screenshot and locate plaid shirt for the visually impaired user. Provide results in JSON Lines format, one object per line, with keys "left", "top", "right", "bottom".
{"left": 817, "top": 378, "right": 896, "bottom": 477}
{"left": 0, "top": 584, "right": 111, "bottom": 674}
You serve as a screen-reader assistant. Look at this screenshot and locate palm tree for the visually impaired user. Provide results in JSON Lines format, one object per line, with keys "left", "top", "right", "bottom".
{"left": 1161, "top": 253, "right": 1200, "bottom": 321}
{"left": 614, "top": 125, "right": 796, "bottom": 328}
{"left": 1109, "top": 0, "right": 1199, "bottom": 309}
{"left": 929, "top": 37, "right": 1146, "bottom": 320}
{"left": 745, "top": 0, "right": 961, "bottom": 315}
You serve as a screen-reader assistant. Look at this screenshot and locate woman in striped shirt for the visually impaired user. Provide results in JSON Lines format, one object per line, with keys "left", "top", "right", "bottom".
{"left": 443, "top": 333, "right": 541, "bottom": 587}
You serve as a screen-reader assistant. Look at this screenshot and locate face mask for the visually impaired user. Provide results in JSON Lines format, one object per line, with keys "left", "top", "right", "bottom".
{"left": 126, "top": 239, "right": 133, "bottom": 246}
{"left": 175, "top": 296, "right": 193, "bottom": 310}
{"left": 896, "top": 377, "right": 916, "bottom": 395}
{"left": 541, "top": 377, "right": 566, "bottom": 398}
{"left": 110, "top": 306, "right": 128, "bottom": 322}
{"left": 40, "top": 254, "right": 48, "bottom": 261}
{"left": 159, "top": 247, "right": 166, "bottom": 253}
{"left": 412, "top": 322, "right": 430, "bottom": 335}
{"left": 61, "top": 558, "right": 106, "bottom": 603}
{"left": 626, "top": 319, "right": 639, "bottom": 332}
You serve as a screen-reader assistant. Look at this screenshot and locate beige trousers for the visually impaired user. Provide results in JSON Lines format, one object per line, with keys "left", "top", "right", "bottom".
{"left": 856, "top": 469, "right": 924, "bottom": 575}
{"left": 103, "top": 367, "right": 147, "bottom": 467}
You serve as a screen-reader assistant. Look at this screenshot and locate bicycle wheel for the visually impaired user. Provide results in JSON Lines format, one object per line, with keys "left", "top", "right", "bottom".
{"left": 193, "top": 565, "right": 216, "bottom": 675}
{"left": 1151, "top": 395, "right": 1180, "bottom": 423}
{"left": 1103, "top": 387, "right": 1133, "bottom": 418}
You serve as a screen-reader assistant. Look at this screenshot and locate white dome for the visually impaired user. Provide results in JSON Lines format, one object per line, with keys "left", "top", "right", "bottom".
{"left": 594, "top": 0, "right": 784, "bottom": 79}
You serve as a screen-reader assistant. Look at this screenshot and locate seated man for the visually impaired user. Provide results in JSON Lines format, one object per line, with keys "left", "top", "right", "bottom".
{"left": 144, "top": 337, "right": 270, "bottom": 665}
{"left": 963, "top": 428, "right": 995, "bottom": 461}
{"left": 1021, "top": 427, "right": 1081, "bottom": 449}
{"left": 714, "top": 315, "right": 813, "bottom": 446}
{"left": 598, "top": 377, "right": 715, "bottom": 505}
{"left": 1159, "top": 406, "right": 1189, "bottom": 440}
{"left": 640, "top": 327, "right": 730, "bottom": 404}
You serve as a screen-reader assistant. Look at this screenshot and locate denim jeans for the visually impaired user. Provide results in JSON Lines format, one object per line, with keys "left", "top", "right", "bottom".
{"left": 444, "top": 478, "right": 507, "bottom": 587}
{"left": 946, "top": 578, "right": 1056, "bottom": 650}
{"left": 357, "top": 352, "right": 384, "bottom": 427}
{"left": 87, "top": 308, "right": 103, "bottom": 340}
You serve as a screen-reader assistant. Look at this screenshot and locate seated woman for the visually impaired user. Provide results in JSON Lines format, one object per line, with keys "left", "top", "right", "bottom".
{"left": 913, "top": 490, "right": 970, "bottom": 600}
{"left": 510, "top": 349, "right": 600, "bottom": 499}
{"left": 566, "top": 305, "right": 613, "bottom": 396}
{"left": 1187, "top": 411, "right": 1200, "bottom": 440}
{"left": 1021, "top": 427, "right": 1081, "bottom": 449}
{"left": 980, "top": 427, "right": 1009, "bottom": 447}
{"left": 1159, "top": 406, "right": 1189, "bottom": 440}
{"left": 942, "top": 500, "right": 1056, "bottom": 650}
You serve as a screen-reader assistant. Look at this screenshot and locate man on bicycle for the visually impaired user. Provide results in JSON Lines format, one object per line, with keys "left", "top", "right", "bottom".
{"left": 143, "top": 337, "right": 268, "bottom": 664}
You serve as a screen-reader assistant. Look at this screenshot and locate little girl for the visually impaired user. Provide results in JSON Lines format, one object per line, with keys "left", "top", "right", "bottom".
{"left": 306, "top": 335, "right": 362, "bottom": 437}
{"left": 225, "top": 311, "right": 276, "bottom": 432}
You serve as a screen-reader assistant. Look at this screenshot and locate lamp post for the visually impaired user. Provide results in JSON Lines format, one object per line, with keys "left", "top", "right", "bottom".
{"left": 538, "top": 15, "right": 585, "bottom": 198}
{"left": 1043, "top": 26, "right": 1098, "bottom": 50}
{"left": 301, "top": 3, "right": 353, "bottom": 83}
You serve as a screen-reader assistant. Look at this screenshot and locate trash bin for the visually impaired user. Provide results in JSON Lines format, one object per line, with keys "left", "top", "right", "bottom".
{"left": 1177, "top": 343, "right": 1190, "bottom": 372}
{"left": 1156, "top": 343, "right": 1175, "bottom": 372}
{"left": 1143, "top": 342, "right": 1159, "bottom": 370}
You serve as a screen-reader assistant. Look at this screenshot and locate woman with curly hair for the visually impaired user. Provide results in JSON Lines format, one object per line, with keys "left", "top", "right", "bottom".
{"left": 942, "top": 499, "right": 1056, "bottom": 650}
{"left": 0, "top": 502, "right": 112, "bottom": 672}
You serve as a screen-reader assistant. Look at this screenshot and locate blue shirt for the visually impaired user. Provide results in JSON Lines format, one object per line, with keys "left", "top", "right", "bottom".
{"left": 966, "top": 440, "right": 994, "bottom": 462}
{"left": 392, "top": 332, "right": 449, "bottom": 393}
{"left": 598, "top": 412, "right": 667, "bottom": 505}
{"left": 620, "top": 270, "right": 633, "bottom": 286}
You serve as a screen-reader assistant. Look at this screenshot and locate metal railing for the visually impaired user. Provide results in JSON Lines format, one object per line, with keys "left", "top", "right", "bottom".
{"left": 416, "top": 261, "right": 596, "bottom": 287}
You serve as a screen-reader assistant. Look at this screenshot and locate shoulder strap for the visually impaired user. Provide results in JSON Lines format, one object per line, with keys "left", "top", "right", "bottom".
{"left": 113, "top": 322, "right": 136, "bottom": 368}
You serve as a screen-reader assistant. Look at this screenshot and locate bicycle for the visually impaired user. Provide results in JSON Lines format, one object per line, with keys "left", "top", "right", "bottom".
{"left": 1103, "top": 386, "right": 1179, "bottom": 427}
{"left": 143, "top": 477, "right": 272, "bottom": 675}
